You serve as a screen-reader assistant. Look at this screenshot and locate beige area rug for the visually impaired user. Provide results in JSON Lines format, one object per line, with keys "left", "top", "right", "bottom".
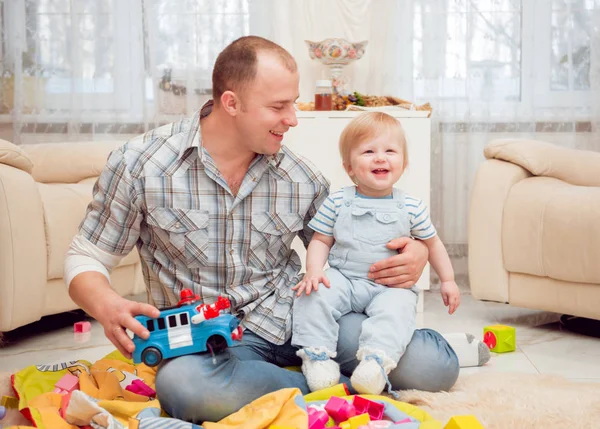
{"left": 1, "top": 371, "right": 599, "bottom": 428}
{"left": 398, "top": 372, "right": 600, "bottom": 428}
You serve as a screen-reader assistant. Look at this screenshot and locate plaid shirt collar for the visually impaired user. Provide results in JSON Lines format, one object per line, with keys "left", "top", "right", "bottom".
{"left": 178, "top": 99, "right": 284, "bottom": 169}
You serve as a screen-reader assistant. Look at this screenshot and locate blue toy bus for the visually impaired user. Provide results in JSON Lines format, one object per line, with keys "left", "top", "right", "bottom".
{"left": 132, "top": 290, "right": 243, "bottom": 367}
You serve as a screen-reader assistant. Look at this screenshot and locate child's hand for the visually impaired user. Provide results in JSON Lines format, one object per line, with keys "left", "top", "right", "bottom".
{"left": 440, "top": 281, "right": 460, "bottom": 314}
{"left": 292, "top": 271, "right": 330, "bottom": 296}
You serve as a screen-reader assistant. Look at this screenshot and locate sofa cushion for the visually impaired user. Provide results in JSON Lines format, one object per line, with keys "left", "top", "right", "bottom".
{"left": 0, "top": 139, "right": 34, "bottom": 173}
{"left": 39, "top": 182, "right": 139, "bottom": 280}
{"left": 503, "top": 176, "right": 600, "bottom": 284}
{"left": 22, "top": 141, "right": 123, "bottom": 184}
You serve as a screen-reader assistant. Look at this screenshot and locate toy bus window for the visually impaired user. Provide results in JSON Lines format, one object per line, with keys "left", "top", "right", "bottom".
{"left": 180, "top": 313, "right": 189, "bottom": 325}
{"left": 168, "top": 315, "right": 177, "bottom": 328}
{"left": 146, "top": 319, "right": 155, "bottom": 332}
{"left": 157, "top": 317, "right": 166, "bottom": 330}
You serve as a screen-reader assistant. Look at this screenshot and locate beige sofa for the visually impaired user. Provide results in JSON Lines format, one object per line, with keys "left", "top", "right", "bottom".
{"left": 0, "top": 139, "right": 145, "bottom": 334}
{"left": 469, "top": 139, "right": 600, "bottom": 320}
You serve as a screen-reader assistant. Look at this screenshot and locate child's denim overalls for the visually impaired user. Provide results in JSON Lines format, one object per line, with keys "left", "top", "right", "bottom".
{"left": 293, "top": 186, "right": 418, "bottom": 362}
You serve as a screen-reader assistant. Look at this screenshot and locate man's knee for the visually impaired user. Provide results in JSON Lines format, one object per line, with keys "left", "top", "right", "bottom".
{"left": 392, "top": 328, "right": 459, "bottom": 392}
{"left": 156, "top": 353, "right": 241, "bottom": 423}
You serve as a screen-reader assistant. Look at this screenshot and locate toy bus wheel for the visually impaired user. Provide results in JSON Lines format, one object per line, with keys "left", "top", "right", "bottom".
{"left": 141, "top": 347, "right": 163, "bottom": 367}
{"left": 206, "top": 335, "right": 228, "bottom": 352}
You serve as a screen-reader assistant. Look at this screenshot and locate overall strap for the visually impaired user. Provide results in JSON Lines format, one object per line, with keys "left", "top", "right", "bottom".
{"left": 392, "top": 187, "right": 406, "bottom": 208}
{"left": 342, "top": 186, "right": 356, "bottom": 206}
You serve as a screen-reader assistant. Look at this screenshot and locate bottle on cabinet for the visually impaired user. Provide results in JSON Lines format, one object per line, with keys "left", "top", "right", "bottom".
{"left": 314, "top": 79, "right": 333, "bottom": 111}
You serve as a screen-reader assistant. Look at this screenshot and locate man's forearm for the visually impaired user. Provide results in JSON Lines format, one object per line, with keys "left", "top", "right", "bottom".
{"left": 69, "top": 271, "right": 121, "bottom": 321}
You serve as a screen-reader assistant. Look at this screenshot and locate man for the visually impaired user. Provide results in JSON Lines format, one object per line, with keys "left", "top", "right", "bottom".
{"left": 65, "top": 36, "right": 459, "bottom": 423}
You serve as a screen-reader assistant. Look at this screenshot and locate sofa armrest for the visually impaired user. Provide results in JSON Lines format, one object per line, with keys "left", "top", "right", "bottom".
{"left": 484, "top": 139, "right": 600, "bottom": 187}
{"left": 468, "top": 159, "right": 531, "bottom": 303}
{"left": 0, "top": 164, "right": 47, "bottom": 332}
{"left": 0, "top": 139, "right": 34, "bottom": 174}
{"left": 21, "top": 141, "right": 123, "bottom": 183}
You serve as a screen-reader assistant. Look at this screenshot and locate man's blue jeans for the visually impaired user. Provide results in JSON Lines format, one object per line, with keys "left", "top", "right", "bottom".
{"left": 155, "top": 312, "right": 459, "bottom": 424}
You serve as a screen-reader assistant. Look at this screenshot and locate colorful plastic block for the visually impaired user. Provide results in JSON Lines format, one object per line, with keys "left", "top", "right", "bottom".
{"left": 340, "top": 413, "right": 370, "bottom": 429}
{"left": 304, "top": 383, "right": 350, "bottom": 402}
{"left": 308, "top": 407, "right": 330, "bottom": 429}
{"left": 352, "top": 396, "right": 384, "bottom": 420}
{"left": 74, "top": 321, "right": 91, "bottom": 333}
{"left": 483, "top": 325, "right": 516, "bottom": 353}
{"left": 0, "top": 396, "right": 18, "bottom": 409}
{"left": 125, "top": 379, "right": 156, "bottom": 398}
{"left": 53, "top": 373, "right": 79, "bottom": 394}
{"left": 444, "top": 415, "right": 485, "bottom": 429}
{"left": 325, "top": 396, "right": 356, "bottom": 422}
{"left": 395, "top": 418, "right": 412, "bottom": 424}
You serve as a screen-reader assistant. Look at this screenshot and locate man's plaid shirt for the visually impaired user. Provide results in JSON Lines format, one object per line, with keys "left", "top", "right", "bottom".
{"left": 80, "top": 105, "right": 329, "bottom": 345}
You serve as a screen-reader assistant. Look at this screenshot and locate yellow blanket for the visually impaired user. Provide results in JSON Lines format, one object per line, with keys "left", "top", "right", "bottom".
{"left": 7, "top": 350, "right": 439, "bottom": 428}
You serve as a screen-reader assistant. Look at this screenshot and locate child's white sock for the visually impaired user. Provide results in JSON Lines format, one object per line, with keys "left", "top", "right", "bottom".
{"left": 442, "top": 333, "right": 491, "bottom": 367}
{"left": 297, "top": 346, "right": 340, "bottom": 392}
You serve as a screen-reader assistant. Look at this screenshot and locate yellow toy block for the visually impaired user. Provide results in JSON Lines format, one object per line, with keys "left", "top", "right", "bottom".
{"left": 1, "top": 395, "right": 19, "bottom": 409}
{"left": 444, "top": 415, "right": 485, "bottom": 428}
{"left": 304, "top": 383, "right": 350, "bottom": 401}
{"left": 483, "top": 324, "right": 516, "bottom": 353}
{"left": 339, "top": 413, "right": 370, "bottom": 429}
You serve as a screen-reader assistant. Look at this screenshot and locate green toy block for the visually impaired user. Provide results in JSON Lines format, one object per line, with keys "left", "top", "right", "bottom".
{"left": 483, "top": 324, "right": 516, "bottom": 353}
{"left": 444, "top": 415, "right": 485, "bottom": 428}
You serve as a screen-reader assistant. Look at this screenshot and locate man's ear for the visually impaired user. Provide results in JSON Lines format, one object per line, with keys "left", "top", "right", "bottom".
{"left": 220, "top": 91, "right": 240, "bottom": 116}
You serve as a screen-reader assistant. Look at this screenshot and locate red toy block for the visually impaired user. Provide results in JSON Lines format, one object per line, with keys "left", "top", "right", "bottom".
{"left": 308, "top": 407, "right": 330, "bottom": 429}
{"left": 53, "top": 373, "right": 79, "bottom": 395}
{"left": 125, "top": 379, "right": 156, "bottom": 398}
{"left": 352, "top": 396, "right": 384, "bottom": 420}
{"left": 74, "top": 321, "right": 91, "bottom": 333}
{"left": 325, "top": 396, "right": 356, "bottom": 422}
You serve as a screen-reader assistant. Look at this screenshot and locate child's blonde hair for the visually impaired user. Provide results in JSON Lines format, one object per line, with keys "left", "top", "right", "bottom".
{"left": 339, "top": 112, "right": 409, "bottom": 176}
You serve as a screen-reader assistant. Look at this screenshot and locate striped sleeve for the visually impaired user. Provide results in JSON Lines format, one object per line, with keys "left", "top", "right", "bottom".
{"left": 308, "top": 189, "right": 344, "bottom": 236}
{"left": 406, "top": 195, "right": 437, "bottom": 240}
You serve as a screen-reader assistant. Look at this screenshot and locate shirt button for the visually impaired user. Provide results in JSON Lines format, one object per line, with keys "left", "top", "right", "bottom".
{"left": 175, "top": 222, "right": 182, "bottom": 228}
{"left": 275, "top": 225, "right": 281, "bottom": 231}
{"left": 345, "top": 201, "right": 351, "bottom": 207}
{"left": 384, "top": 214, "right": 390, "bottom": 221}
{"left": 229, "top": 248, "right": 234, "bottom": 254}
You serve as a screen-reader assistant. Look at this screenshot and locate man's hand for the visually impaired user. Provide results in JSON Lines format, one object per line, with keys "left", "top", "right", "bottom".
{"left": 96, "top": 295, "right": 160, "bottom": 359}
{"left": 292, "top": 270, "right": 330, "bottom": 296}
{"left": 368, "top": 237, "right": 429, "bottom": 288}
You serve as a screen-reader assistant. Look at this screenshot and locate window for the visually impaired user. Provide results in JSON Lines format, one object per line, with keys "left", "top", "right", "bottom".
{"left": 146, "top": 319, "right": 155, "bottom": 332}
{"left": 157, "top": 317, "right": 166, "bottom": 330}
{"left": 180, "top": 313, "right": 189, "bottom": 325}
{"left": 412, "top": 0, "right": 597, "bottom": 116}
{"left": 168, "top": 315, "right": 177, "bottom": 328}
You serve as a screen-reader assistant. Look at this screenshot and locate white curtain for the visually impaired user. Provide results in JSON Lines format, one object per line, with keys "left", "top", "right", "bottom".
{"left": 1, "top": 0, "right": 599, "bottom": 273}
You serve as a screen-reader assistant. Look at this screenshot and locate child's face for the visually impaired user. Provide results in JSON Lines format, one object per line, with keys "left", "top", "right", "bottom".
{"left": 346, "top": 130, "right": 405, "bottom": 197}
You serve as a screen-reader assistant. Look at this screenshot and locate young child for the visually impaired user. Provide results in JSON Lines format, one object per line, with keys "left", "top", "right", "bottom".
{"left": 292, "top": 112, "right": 461, "bottom": 395}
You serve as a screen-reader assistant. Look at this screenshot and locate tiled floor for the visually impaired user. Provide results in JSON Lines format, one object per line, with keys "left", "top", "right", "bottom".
{"left": 1, "top": 291, "right": 599, "bottom": 382}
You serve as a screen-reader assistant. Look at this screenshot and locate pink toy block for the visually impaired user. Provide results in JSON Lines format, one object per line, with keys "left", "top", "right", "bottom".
{"left": 352, "top": 396, "right": 384, "bottom": 420}
{"left": 325, "top": 396, "right": 356, "bottom": 422}
{"left": 125, "top": 379, "right": 156, "bottom": 398}
{"left": 395, "top": 418, "right": 412, "bottom": 424}
{"left": 53, "top": 373, "right": 79, "bottom": 394}
{"left": 74, "top": 321, "right": 91, "bottom": 333}
{"left": 308, "top": 407, "right": 330, "bottom": 429}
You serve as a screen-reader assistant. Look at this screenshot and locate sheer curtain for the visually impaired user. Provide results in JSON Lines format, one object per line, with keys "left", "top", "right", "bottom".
{"left": 1, "top": 0, "right": 599, "bottom": 281}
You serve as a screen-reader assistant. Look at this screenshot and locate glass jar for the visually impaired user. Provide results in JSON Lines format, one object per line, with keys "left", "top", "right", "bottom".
{"left": 314, "top": 79, "right": 333, "bottom": 111}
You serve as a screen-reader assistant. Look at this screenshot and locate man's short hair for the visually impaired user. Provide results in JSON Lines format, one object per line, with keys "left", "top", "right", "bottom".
{"left": 339, "top": 112, "right": 409, "bottom": 175}
{"left": 212, "top": 36, "right": 297, "bottom": 103}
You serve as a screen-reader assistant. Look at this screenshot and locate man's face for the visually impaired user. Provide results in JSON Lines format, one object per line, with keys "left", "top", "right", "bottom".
{"left": 235, "top": 53, "right": 300, "bottom": 156}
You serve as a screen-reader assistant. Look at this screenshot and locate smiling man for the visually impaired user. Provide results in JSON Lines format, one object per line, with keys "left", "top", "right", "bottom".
{"left": 64, "top": 36, "right": 459, "bottom": 423}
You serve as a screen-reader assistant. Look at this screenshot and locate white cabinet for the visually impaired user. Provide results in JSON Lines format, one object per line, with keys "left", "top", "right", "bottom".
{"left": 284, "top": 110, "right": 432, "bottom": 312}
